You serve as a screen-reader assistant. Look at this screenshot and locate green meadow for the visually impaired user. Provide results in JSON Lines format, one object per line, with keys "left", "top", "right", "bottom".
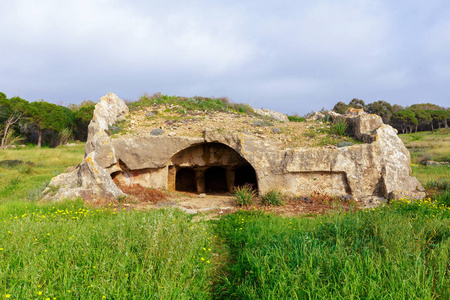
{"left": 1, "top": 132, "right": 449, "bottom": 299}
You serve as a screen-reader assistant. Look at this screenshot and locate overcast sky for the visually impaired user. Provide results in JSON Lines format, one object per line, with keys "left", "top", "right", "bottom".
{"left": 1, "top": 0, "right": 449, "bottom": 115}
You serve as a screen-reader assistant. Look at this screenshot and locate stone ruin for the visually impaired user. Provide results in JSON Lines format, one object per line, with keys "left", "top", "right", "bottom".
{"left": 45, "top": 93, "right": 425, "bottom": 207}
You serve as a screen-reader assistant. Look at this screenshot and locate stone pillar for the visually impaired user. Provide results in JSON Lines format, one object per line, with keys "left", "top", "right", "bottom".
{"left": 167, "top": 166, "right": 176, "bottom": 191}
{"left": 226, "top": 168, "right": 235, "bottom": 193}
{"left": 196, "top": 168, "right": 205, "bottom": 193}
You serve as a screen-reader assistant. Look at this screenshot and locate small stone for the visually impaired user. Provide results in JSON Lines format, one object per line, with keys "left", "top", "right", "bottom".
{"left": 150, "top": 129, "right": 164, "bottom": 136}
{"left": 198, "top": 193, "right": 206, "bottom": 198}
{"left": 168, "top": 132, "right": 176, "bottom": 137}
{"left": 337, "top": 142, "right": 354, "bottom": 148}
{"left": 272, "top": 127, "right": 282, "bottom": 134}
{"left": 146, "top": 112, "right": 154, "bottom": 117}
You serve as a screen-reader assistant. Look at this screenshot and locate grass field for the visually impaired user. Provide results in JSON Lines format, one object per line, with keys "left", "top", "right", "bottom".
{"left": 1, "top": 130, "right": 450, "bottom": 299}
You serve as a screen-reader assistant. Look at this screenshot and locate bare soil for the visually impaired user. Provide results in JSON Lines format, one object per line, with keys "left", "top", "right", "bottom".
{"left": 98, "top": 190, "right": 360, "bottom": 217}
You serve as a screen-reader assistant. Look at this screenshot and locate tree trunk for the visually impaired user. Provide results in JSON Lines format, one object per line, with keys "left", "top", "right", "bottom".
{"left": 1, "top": 115, "right": 20, "bottom": 150}
{"left": 1, "top": 122, "right": 10, "bottom": 150}
{"left": 37, "top": 128, "right": 42, "bottom": 148}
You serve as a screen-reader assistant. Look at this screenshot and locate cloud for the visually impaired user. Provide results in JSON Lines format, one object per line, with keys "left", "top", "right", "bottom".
{"left": 0, "top": 0, "right": 449, "bottom": 113}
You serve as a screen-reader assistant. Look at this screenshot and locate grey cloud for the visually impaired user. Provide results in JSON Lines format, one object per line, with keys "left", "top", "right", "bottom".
{"left": 0, "top": 0, "right": 449, "bottom": 114}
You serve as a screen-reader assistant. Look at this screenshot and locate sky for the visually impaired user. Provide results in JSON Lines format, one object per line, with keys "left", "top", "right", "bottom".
{"left": 1, "top": 0, "right": 449, "bottom": 115}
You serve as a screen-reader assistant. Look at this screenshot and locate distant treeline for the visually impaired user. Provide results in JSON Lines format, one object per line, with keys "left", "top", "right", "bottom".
{"left": 0, "top": 92, "right": 95, "bottom": 149}
{"left": 332, "top": 99, "right": 449, "bottom": 134}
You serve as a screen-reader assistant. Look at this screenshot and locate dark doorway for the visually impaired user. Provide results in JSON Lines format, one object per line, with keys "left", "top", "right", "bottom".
{"left": 235, "top": 165, "right": 258, "bottom": 190}
{"left": 176, "top": 168, "right": 197, "bottom": 192}
{"left": 205, "top": 167, "right": 228, "bottom": 193}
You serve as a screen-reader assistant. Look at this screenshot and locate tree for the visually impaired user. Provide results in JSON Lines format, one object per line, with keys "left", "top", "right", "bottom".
{"left": 73, "top": 104, "right": 95, "bottom": 141}
{"left": 27, "top": 100, "right": 74, "bottom": 147}
{"left": 391, "top": 110, "right": 418, "bottom": 134}
{"left": 0, "top": 95, "right": 28, "bottom": 149}
{"left": 67, "top": 99, "right": 96, "bottom": 111}
{"left": 367, "top": 100, "right": 393, "bottom": 124}
{"left": 348, "top": 98, "right": 366, "bottom": 110}
{"left": 332, "top": 101, "right": 349, "bottom": 114}
{"left": 409, "top": 107, "right": 431, "bottom": 132}
{"left": 430, "top": 110, "right": 449, "bottom": 129}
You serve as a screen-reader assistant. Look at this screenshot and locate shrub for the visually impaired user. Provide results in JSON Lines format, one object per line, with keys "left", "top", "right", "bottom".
{"left": 58, "top": 128, "right": 72, "bottom": 146}
{"left": 261, "top": 189, "right": 284, "bottom": 206}
{"left": 330, "top": 118, "right": 348, "bottom": 136}
{"left": 233, "top": 185, "right": 257, "bottom": 206}
{"left": 288, "top": 115, "right": 305, "bottom": 122}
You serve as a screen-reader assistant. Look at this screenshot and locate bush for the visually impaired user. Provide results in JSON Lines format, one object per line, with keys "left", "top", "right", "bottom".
{"left": 261, "top": 189, "right": 284, "bottom": 206}
{"left": 288, "top": 115, "right": 305, "bottom": 122}
{"left": 233, "top": 185, "right": 257, "bottom": 206}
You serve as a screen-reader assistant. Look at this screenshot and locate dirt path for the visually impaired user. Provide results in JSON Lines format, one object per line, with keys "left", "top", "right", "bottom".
{"left": 175, "top": 194, "right": 235, "bottom": 214}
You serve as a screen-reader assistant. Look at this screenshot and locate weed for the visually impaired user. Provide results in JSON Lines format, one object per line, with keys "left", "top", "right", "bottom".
{"left": 260, "top": 189, "right": 284, "bottom": 206}
{"left": 330, "top": 118, "right": 348, "bottom": 136}
{"left": 233, "top": 184, "right": 257, "bottom": 206}
{"left": 106, "top": 125, "right": 123, "bottom": 135}
{"left": 58, "top": 128, "right": 73, "bottom": 146}
{"left": 18, "top": 163, "right": 33, "bottom": 174}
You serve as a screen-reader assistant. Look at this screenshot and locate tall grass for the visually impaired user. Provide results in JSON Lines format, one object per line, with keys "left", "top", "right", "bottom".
{"left": 0, "top": 205, "right": 214, "bottom": 299}
{"left": 214, "top": 204, "right": 450, "bottom": 299}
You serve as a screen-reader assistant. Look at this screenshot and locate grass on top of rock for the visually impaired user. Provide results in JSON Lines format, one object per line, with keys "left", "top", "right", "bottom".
{"left": 129, "top": 92, "right": 254, "bottom": 115}
{"left": 303, "top": 120, "right": 360, "bottom": 147}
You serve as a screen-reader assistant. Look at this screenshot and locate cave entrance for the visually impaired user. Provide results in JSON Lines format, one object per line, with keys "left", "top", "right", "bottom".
{"left": 175, "top": 167, "right": 197, "bottom": 192}
{"left": 234, "top": 165, "right": 258, "bottom": 190}
{"left": 205, "top": 167, "right": 228, "bottom": 193}
{"left": 169, "top": 142, "right": 259, "bottom": 195}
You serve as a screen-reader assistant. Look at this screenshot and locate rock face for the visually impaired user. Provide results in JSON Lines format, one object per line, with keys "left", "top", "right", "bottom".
{"left": 44, "top": 93, "right": 128, "bottom": 200}
{"left": 45, "top": 94, "right": 425, "bottom": 204}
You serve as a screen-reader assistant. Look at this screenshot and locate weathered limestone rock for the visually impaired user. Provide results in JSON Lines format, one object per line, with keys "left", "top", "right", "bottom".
{"left": 346, "top": 112, "right": 384, "bottom": 140}
{"left": 45, "top": 93, "right": 425, "bottom": 205}
{"left": 45, "top": 93, "right": 127, "bottom": 200}
{"left": 253, "top": 108, "right": 289, "bottom": 122}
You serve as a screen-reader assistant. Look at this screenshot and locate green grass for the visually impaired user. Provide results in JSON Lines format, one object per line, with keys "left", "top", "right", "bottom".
{"left": 411, "top": 164, "right": 450, "bottom": 184}
{"left": 0, "top": 204, "right": 214, "bottom": 299}
{"left": 0, "top": 144, "right": 85, "bottom": 203}
{"left": 1, "top": 139, "right": 450, "bottom": 299}
{"left": 214, "top": 205, "right": 450, "bottom": 299}
{"left": 400, "top": 128, "right": 450, "bottom": 163}
{"left": 129, "top": 93, "right": 253, "bottom": 115}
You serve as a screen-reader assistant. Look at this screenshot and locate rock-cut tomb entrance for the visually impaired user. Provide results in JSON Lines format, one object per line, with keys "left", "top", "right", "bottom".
{"left": 167, "top": 143, "right": 258, "bottom": 194}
